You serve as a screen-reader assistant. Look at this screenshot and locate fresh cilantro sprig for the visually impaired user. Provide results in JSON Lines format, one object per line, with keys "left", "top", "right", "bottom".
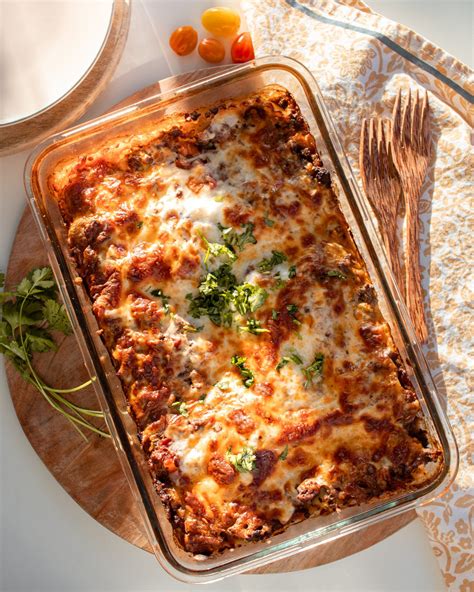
{"left": 0, "top": 267, "right": 109, "bottom": 440}
{"left": 226, "top": 446, "right": 256, "bottom": 472}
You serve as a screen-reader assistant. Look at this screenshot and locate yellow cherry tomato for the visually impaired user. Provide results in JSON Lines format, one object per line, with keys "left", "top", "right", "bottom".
{"left": 198, "top": 38, "right": 225, "bottom": 63}
{"left": 201, "top": 7, "right": 240, "bottom": 37}
{"left": 169, "top": 26, "right": 198, "bottom": 56}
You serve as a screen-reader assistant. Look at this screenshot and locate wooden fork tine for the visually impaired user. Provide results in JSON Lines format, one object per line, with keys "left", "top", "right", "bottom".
{"left": 412, "top": 90, "right": 422, "bottom": 152}
{"left": 392, "top": 88, "right": 402, "bottom": 142}
{"left": 369, "top": 118, "right": 378, "bottom": 173}
{"left": 377, "top": 119, "right": 388, "bottom": 178}
{"left": 402, "top": 88, "right": 412, "bottom": 146}
{"left": 421, "top": 91, "right": 431, "bottom": 156}
{"left": 360, "top": 118, "right": 371, "bottom": 178}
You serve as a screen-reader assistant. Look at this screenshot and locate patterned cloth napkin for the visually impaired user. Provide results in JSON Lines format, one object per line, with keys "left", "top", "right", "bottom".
{"left": 240, "top": 0, "right": 473, "bottom": 589}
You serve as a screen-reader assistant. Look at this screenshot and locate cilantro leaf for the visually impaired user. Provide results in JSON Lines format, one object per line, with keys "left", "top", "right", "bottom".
{"left": 264, "top": 213, "right": 275, "bottom": 227}
{"left": 226, "top": 446, "right": 256, "bottom": 472}
{"left": 150, "top": 288, "right": 171, "bottom": 314}
{"left": 239, "top": 318, "right": 269, "bottom": 335}
{"left": 232, "top": 283, "right": 268, "bottom": 315}
{"left": 199, "top": 232, "right": 237, "bottom": 264}
{"left": 26, "top": 328, "right": 56, "bottom": 353}
{"left": 257, "top": 250, "right": 287, "bottom": 273}
{"left": 171, "top": 401, "right": 189, "bottom": 417}
{"left": 43, "top": 299, "right": 72, "bottom": 335}
{"left": 218, "top": 222, "right": 257, "bottom": 252}
{"left": 302, "top": 353, "right": 325, "bottom": 388}
{"left": 231, "top": 355, "right": 255, "bottom": 388}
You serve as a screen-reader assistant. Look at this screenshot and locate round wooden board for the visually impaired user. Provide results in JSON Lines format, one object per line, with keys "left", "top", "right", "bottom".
{"left": 5, "top": 70, "right": 416, "bottom": 574}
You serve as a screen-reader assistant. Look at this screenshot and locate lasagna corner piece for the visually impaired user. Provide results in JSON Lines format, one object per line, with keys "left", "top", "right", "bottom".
{"left": 49, "top": 85, "right": 442, "bottom": 555}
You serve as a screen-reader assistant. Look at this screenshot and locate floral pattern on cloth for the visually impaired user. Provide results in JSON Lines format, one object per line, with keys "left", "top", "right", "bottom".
{"left": 241, "top": 0, "right": 473, "bottom": 589}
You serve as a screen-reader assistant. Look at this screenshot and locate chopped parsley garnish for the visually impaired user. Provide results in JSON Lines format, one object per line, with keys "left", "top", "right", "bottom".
{"left": 264, "top": 213, "right": 275, "bottom": 227}
{"left": 271, "top": 272, "right": 287, "bottom": 291}
{"left": 226, "top": 446, "right": 256, "bottom": 472}
{"left": 182, "top": 322, "right": 203, "bottom": 333}
{"left": 150, "top": 288, "right": 171, "bottom": 314}
{"left": 199, "top": 232, "right": 237, "bottom": 264}
{"left": 302, "top": 353, "right": 325, "bottom": 388}
{"left": 217, "top": 222, "right": 257, "bottom": 252}
{"left": 272, "top": 309, "right": 280, "bottom": 321}
{"left": 288, "top": 265, "right": 297, "bottom": 278}
{"left": 171, "top": 401, "right": 189, "bottom": 416}
{"left": 276, "top": 351, "right": 303, "bottom": 372}
{"left": 326, "top": 269, "right": 347, "bottom": 280}
{"left": 258, "top": 250, "right": 287, "bottom": 273}
{"left": 279, "top": 445, "right": 289, "bottom": 461}
{"left": 199, "top": 394, "right": 207, "bottom": 402}
{"left": 275, "top": 357, "right": 290, "bottom": 372}
{"left": 232, "top": 283, "right": 268, "bottom": 315}
{"left": 286, "top": 303, "right": 301, "bottom": 325}
{"left": 231, "top": 355, "right": 255, "bottom": 388}
{"left": 239, "top": 318, "right": 269, "bottom": 334}
{"left": 186, "top": 264, "right": 236, "bottom": 327}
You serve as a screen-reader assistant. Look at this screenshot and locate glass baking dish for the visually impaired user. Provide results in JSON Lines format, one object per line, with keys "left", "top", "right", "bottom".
{"left": 24, "top": 56, "right": 458, "bottom": 583}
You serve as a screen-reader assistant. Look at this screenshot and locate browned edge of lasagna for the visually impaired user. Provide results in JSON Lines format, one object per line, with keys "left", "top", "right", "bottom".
{"left": 48, "top": 84, "right": 443, "bottom": 556}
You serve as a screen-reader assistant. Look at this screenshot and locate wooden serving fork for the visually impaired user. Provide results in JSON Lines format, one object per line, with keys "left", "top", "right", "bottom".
{"left": 391, "top": 89, "right": 431, "bottom": 343}
{"left": 360, "top": 118, "right": 405, "bottom": 296}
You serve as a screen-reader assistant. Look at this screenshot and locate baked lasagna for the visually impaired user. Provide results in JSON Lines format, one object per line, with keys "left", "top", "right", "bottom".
{"left": 49, "top": 85, "right": 442, "bottom": 555}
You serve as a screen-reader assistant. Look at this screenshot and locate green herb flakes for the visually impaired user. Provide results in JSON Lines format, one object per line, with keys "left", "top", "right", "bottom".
{"left": 264, "top": 213, "right": 275, "bottom": 227}
{"left": 239, "top": 318, "right": 269, "bottom": 335}
{"left": 150, "top": 288, "right": 171, "bottom": 314}
{"left": 258, "top": 250, "right": 287, "bottom": 273}
{"left": 302, "top": 353, "right": 325, "bottom": 388}
{"left": 279, "top": 445, "right": 289, "bottom": 461}
{"left": 217, "top": 222, "right": 257, "bottom": 252}
{"left": 232, "top": 283, "right": 268, "bottom": 316}
{"left": 226, "top": 446, "right": 256, "bottom": 472}
{"left": 171, "top": 401, "right": 189, "bottom": 416}
{"left": 326, "top": 269, "right": 347, "bottom": 280}
{"left": 231, "top": 355, "right": 255, "bottom": 388}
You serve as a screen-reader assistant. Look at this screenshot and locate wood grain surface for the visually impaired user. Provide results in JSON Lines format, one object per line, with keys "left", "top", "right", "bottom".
{"left": 5, "top": 70, "right": 416, "bottom": 574}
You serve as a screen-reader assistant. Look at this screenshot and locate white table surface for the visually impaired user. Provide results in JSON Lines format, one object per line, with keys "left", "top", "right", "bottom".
{"left": 1, "top": 1, "right": 471, "bottom": 591}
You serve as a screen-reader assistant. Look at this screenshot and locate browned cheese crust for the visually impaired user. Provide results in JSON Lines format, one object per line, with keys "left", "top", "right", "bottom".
{"left": 48, "top": 86, "right": 442, "bottom": 555}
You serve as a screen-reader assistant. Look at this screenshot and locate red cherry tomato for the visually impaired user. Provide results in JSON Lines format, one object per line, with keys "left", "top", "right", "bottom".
{"left": 198, "top": 38, "right": 225, "bottom": 63}
{"left": 231, "top": 32, "right": 255, "bottom": 63}
{"left": 169, "top": 26, "right": 198, "bottom": 56}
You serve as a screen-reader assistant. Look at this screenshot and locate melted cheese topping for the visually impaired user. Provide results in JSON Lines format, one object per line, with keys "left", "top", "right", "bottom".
{"left": 50, "top": 86, "right": 442, "bottom": 556}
